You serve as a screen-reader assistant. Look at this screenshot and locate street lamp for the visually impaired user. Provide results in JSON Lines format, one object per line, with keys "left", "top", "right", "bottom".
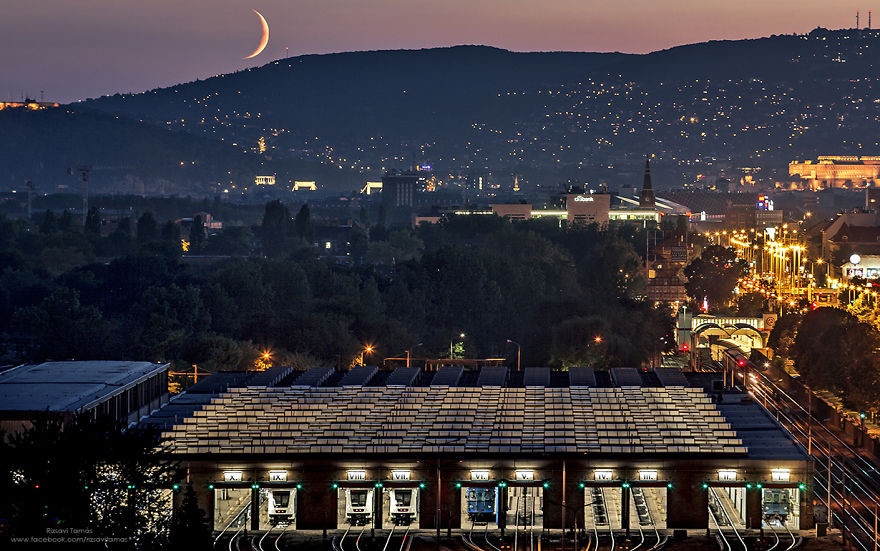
{"left": 506, "top": 339, "right": 521, "bottom": 372}
{"left": 406, "top": 343, "right": 423, "bottom": 369}
{"left": 360, "top": 345, "right": 374, "bottom": 365}
{"left": 449, "top": 333, "right": 465, "bottom": 359}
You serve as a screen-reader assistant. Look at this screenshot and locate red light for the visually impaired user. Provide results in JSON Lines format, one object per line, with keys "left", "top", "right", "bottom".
{"left": 682, "top": 344, "right": 689, "bottom": 351}
{"left": 737, "top": 360, "right": 746, "bottom": 367}
{"left": 34, "top": 485, "right": 39, "bottom": 489}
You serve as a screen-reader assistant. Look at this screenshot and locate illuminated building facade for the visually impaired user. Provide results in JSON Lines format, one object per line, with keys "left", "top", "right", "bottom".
{"left": 789, "top": 156, "right": 880, "bottom": 189}
{"left": 0, "top": 100, "right": 59, "bottom": 111}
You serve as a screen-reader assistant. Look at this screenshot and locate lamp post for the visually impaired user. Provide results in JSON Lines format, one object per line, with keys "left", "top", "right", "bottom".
{"left": 449, "top": 333, "right": 465, "bottom": 359}
{"left": 360, "top": 345, "right": 374, "bottom": 365}
{"left": 506, "top": 339, "right": 521, "bottom": 372}
{"left": 406, "top": 343, "right": 423, "bottom": 369}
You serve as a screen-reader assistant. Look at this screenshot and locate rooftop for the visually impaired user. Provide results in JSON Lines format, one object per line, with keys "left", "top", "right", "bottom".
{"left": 162, "top": 385, "right": 751, "bottom": 458}
{"left": 0, "top": 361, "right": 168, "bottom": 413}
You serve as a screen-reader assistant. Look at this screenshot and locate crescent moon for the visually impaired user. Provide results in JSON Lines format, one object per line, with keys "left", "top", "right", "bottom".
{"left": 243, "top": 9, "right": 269, "bottom": 60}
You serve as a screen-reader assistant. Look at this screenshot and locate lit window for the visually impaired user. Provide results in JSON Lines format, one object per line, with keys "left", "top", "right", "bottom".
{"left": 325, "top": 241, "right": 332, "bottom": 249}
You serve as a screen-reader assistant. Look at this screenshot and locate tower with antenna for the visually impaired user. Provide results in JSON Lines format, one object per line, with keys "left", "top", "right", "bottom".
{"left": 857, "top": 11, "right": 860, "bottom": 29}
{"left": 870, "top": 10, "right": 872, "bottom": 29}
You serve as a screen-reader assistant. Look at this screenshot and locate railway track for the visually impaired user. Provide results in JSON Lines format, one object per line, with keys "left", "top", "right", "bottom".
{"left": 587, "top": 487, "right": 615, "bottom": 551}
{"left": 630, "top": 487, "right": 666, "bottom": 551}
{"left": 708, "top": 487, "right": 747, "bottom": 551}
{"left": 748, "top": 373, "right": 877, "bottom": 551}
{"left": 332, "top": 523, "right": 413, "bottom": 551}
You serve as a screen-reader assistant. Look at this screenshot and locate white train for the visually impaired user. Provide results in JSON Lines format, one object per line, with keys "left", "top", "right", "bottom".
{"left": 345, "top": 488, "right": 374, "bottom": 526}
{"left": 268, "top": 489, "right": 295, "bottom": 525}
{"left": 389, "top": 488, "right": 418, "bottom": 525}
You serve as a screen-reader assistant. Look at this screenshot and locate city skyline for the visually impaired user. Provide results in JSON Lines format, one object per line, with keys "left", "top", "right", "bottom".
{"left": 0, "top": 0, "right": 876, "bottom": 103}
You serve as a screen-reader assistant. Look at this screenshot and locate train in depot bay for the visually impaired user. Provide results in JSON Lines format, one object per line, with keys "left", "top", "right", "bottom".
{"left": 345, "top": 488, "right": 374, "bottom": 526}
{"left": 465, "top": 487, "right": 497, "bottom": 522}
{"left": 389, "top": 488, "right": 418, "bottom": 526}
{"left": 267, "top": 489, "right": 295, "bottom": 525}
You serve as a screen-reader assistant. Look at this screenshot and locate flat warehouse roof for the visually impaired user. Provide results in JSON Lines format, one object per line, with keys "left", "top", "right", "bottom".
{"left": 162, "top": 386, "right": 766, "bottom": 458}
{"left": 0, "top": 361, "right": 168, "bottom": 412}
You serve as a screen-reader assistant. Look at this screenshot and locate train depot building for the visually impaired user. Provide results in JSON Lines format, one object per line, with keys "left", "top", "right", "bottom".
{"left": 158, "top": 365, "right": 814, "bottom": 537}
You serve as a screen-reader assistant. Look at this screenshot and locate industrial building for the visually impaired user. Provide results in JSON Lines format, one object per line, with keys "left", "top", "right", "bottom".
{"left": 158, "top": 365, "right": 813, "bottom": 537}
{"left": 0, "top": 361, "right": 170, "bottom": 433}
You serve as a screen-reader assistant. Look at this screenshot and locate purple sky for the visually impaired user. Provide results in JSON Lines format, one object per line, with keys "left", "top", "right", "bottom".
{"left": 0, "top": 0, "right": 868, "bottom": 103}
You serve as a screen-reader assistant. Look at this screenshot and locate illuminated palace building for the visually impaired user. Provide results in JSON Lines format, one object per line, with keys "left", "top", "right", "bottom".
{"left": 789, "top": 156, "right": 880, "bottom": 190}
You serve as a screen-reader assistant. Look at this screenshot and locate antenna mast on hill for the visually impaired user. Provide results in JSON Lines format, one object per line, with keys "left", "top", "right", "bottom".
{"left": 857, "top": 11, "right": 860, "bottom": 29}
{"left": 870, "top": 10, "right": 873, "bottom": 29}
{"left": 26, "top": 180, "right": 34, "bottom": 219}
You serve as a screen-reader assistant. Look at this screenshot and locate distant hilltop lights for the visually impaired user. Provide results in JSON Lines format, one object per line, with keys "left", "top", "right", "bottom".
{"left": 0, "top": 100, "right": 59, "bottom": 111}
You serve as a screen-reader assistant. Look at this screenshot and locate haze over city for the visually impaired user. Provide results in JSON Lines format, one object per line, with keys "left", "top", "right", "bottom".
{"left": 0, "top": 0, "right": 874, "bottom": 102}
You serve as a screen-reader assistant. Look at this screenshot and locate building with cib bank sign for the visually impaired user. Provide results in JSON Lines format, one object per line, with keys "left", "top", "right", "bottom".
{"left": 565, "top": 193, "right": 611, "bottom": 224}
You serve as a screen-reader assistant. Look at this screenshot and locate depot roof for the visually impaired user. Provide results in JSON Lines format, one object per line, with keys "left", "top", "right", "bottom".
{"left": 0, "top": 361, "right": 168, "bottom": 413}
{"left": 163, "top": 386, "right": 751, "bottom": 458}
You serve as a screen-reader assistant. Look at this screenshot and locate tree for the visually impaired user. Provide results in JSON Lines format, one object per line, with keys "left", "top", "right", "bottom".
{"left": 736, "top": 291, "right": 766, "bottom": 317}
{"left": 160, "top": 220, "right": 180, "bottom": 245}
{"left": 261, "top": 200, "right": 291, "bottom": 257}
{"left": 11, "top": 287, "right": 115, "bottom": 360}
{"left": 58, "top": 209, "right": 73, "bottom": 231}
{"left": 3, "top": 413, "right": 182, "bottom": 547}
{"left": 137, "top": 211, "right": 159, "bottom": 246}
{"left": 39, "top": 209, "right": 57, "bottom": 234}
{"left": 189, "top": 215, "right": 206, "bottom": 252}
{"left": 684, "top": 245, "right": 748, "bottom": 311}
{"left": 167, "top": 484, "right": 212, "bottom": 551}
{"left": 205, "top": 225, "right": 253, "bottom": 256}
{"left": 108, "top": 217, "right": 134, "bottom": 256}
{"left": 294, "top": 204, "right": 312, "bottom": 242}
{"left": 84, "top": 207, "right": 101, "bottom": 234}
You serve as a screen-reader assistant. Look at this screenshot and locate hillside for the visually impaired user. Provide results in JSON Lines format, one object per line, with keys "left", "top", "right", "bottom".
{"left": 12, "top": 30, "right": 880, "bottom": 194}
{"left": 0, "top": 107, "right": 362, "bottom": 195}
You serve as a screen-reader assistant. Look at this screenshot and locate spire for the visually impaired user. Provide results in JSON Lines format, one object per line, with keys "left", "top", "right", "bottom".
{"left": 639, "top": 156, "right": 656, "bottom": 209}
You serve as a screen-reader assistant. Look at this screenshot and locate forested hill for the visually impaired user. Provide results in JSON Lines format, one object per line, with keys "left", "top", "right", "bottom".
{"left": 0, "top": 107, "right": 362, "bottom": 195}
{"left": 76, "top": 30, "right": 880, "bottom": 189}
{"left": 7, "top": 30, "right": 880, "bottom": 197}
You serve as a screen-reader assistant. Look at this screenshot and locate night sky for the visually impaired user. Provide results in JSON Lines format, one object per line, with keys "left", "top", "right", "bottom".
{"left": 0, "top": 0, "right": 869, "bottom": 103}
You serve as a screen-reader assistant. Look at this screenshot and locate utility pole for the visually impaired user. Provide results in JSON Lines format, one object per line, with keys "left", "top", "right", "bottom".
{"left": 25, "top": 180, "right": 34, "bottom": 219}
{"left": 68, "top": 165, "right": 92, "bottom": 226}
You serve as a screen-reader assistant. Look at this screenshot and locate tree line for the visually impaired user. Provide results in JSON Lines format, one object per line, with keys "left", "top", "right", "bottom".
{"left": 0, "top": 203, "right": 674, "bottom": 374}
{"left": 769, "top": 307, "right": 880, "bottom": 415}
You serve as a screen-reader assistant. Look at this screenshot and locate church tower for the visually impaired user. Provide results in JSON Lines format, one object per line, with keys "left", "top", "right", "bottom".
{"left": 639, "top": 157, "right": 656, "bottom": 209}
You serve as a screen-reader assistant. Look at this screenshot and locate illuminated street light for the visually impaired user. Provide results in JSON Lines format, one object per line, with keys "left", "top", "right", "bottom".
{"left": 360, "top": 345, "right": 374, "bottom": 365}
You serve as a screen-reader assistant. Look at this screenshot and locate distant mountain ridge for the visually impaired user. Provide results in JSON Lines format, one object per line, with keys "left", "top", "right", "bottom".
{"left": 5, "top": 30, "right": 880, "bottom": 195}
